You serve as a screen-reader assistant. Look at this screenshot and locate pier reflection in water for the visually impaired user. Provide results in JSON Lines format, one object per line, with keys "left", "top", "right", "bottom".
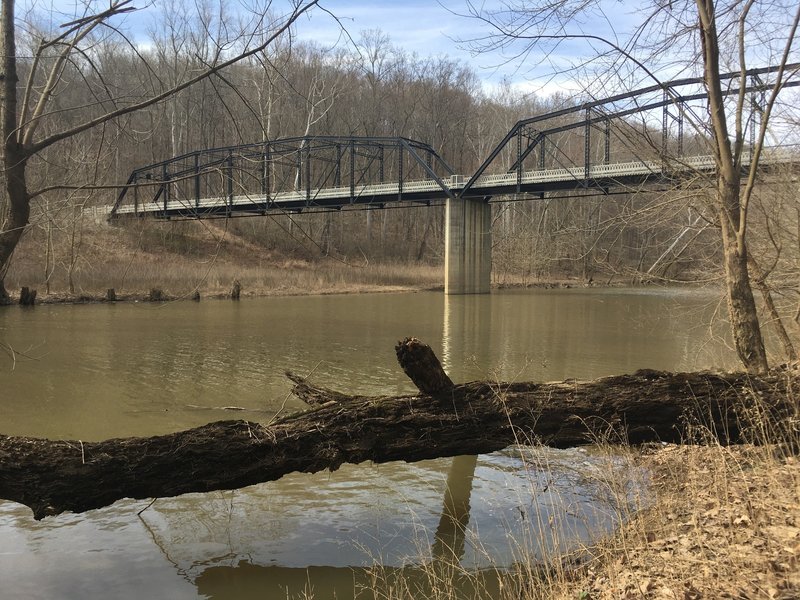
{"left": 0, "top": 289, "right": 729, "bottom": 599}
{"left": 159, "top": 449, "right": 635, "bottom": 600}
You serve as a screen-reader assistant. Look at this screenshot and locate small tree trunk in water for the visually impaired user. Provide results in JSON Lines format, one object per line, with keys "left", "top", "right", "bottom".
{"left": 19, "top": 287, "right": 36, "bottom": 305}
{"left": 395, "top": 337, "right": 454, "bottom": 394}
{"left": 748, "top": 255, "right": 797, "bottom": 363}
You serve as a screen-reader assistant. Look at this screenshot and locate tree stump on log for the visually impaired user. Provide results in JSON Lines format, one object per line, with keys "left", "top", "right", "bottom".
{"left": 395, "top": 337, "right": 454, "bottom": 394}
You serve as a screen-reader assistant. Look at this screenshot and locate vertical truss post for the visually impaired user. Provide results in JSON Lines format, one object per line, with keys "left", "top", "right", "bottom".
{"left": 749, "top": 76, "right": 756, "bottom": 161}
{"left": 226, "top": 153, "right": 234, "bottom": 216}
{"left": 193, "top": 154, "right": 201, "bottom": 209}
{"left": 604, "top": 119, "right": 610, "bottom": 164}
{"left": 334, "top": 144, "right": 342, "bottom": 187}
{"left": 749, "top": 105, "right": 755, "bottom": 163}
{"left": 538, "top": 136, "right": 546, "bottom": 199}
{"left": 305, "top": 144, "right": 311, "bottom": 205}
{"left": 749, "top": 76, "right": 766, "bottom": 163}
{"left": 133, "top": 176, "right": 139, "bottom": 216}
{"left": 516, "top": 130, "right": 523, "bottom": 193}
{"left": 426, "top": 150, "right": 433, "bottom": 179}
{"left": 584, "top": 108, "right": 591, "bottom": 181}
{"left": 349, "top": 140, "right": 355, "bottom": 203}
{"left": 295, "top": 148, "right": 302, "bottom": 191}
{"left": 397, "top": 144, "right": 403, "bottom": 201}
{"left": 260, "top": 144, "right": 268, "bottom": 195}
{"left": 263, "top": 144, "right": 271, "bottom": 209}
{"left": 678, "top": 110, "right": 684, "bottom": 157}
{"left": 662, "top": 90, "right": 669, "bottom": 160}
{"left": 379, "top": 145, "right": 385, "bottom": 183}
{"left": 539, "top": 137, "right": 546, "bottom": 169}
{"left": 162, "top": 163, "right": 170, "bottom": 214}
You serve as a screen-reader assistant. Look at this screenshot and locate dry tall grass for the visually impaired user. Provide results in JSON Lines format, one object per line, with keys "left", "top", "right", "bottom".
{"left": 6, "top": 217, "right": 443, "bottom": 300}
{"left": 357, "top": 373, "right": 800, "bottom": 600}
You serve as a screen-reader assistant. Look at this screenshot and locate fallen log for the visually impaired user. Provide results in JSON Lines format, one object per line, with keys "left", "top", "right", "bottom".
{"left": 0, "top": 338, "right": 797, "bottom": 519}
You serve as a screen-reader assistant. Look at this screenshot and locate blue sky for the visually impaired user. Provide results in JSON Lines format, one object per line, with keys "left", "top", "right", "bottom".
{"left": 300, "top": 0, "right": 615, "bottom": 94}
{"left": 298, "top": 1, "right": 486, "bottom": 60}
{"left": 19, "top": 0, "right": 642, "bottom": 96}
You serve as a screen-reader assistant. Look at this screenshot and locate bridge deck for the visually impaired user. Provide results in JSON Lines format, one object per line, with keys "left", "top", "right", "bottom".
{"left": 111, "top": 151, "right": 794, "bottom": 219}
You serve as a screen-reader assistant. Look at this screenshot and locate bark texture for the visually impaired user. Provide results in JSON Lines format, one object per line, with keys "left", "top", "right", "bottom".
{"left": 0, "top": 0, "right": 30, "bottom": 304}
{"left": 395, "top": 337, "right": 454, "bottom": 394}
{"left": 0, "top": 339, "right": 796, "bottom": 520}
{"left": 696, "top": 0, "right": 770, "bottom": 374}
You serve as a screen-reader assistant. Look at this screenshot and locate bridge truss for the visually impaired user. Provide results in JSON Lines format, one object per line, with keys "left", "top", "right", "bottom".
{"left": 110, "top": 136, "right": 455, "bottom": 219}
{"left": 109, "top": 64, "right": 799, "bottom": 221}
{"left": 460, "top": 63, "right": 800, "bottom": 199}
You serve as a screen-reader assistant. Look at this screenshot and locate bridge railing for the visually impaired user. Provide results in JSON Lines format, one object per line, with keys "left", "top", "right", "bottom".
{"left": 108, "top": 146, "right": 798, "bottom": 218}
{"left": 109, "top": 136, "right": 456, "bottom": 219}
{"left": 460, "top": 64, "right": 800, "bottom": 199}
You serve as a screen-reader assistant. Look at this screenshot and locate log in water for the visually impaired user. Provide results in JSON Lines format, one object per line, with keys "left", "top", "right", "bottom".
{"left": 0, "top": 338, "right": 796, "bottom": 519}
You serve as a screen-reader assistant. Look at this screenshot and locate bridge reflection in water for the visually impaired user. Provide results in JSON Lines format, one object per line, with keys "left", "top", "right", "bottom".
{"left": 195, "top": 457, "right": 493, "bottom": 599}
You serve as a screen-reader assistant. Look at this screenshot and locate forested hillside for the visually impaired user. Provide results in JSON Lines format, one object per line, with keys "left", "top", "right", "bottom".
{"left": 4, "top": 12, "right": 797, "bottom": 299}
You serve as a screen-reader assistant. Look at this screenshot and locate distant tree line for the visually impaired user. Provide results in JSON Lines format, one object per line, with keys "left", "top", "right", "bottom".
{"left": 6, "top": 3, "right": 741, "bottom": 286}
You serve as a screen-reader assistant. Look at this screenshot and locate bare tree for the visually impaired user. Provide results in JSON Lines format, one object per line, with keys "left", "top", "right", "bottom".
{"left": 0, "top": 0, "right": 320, "bottom": 304}
{"left": 463, "top": 0, "right": 800, "bottom": 373}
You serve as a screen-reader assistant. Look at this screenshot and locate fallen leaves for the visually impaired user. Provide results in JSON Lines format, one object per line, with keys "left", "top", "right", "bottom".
{"left": 552, "top": 444, "right": 800, "bottom": 600}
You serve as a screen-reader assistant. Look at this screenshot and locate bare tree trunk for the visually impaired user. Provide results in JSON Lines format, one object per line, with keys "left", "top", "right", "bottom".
{"left": 718, "top": 184, "right": 769, "bottom": 374}
{"left": 0, "top": 157, "right": 30, "bottom": 305}
{"left": 0, "top": 0, "right": 29, "bottom": 304}
{"left": 749, "top": 254, "right": 798, "bottom": 363}
{"left": 697, "top": 0, "right": 768, "bottom": 374}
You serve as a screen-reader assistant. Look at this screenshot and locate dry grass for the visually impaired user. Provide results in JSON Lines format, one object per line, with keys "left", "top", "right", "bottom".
{"left": 538, "top": 443, "right": 797, "bottom": 600}
{"left": 358, "top": 378, "right": 800, "bottom": 600}
{"left": 6, "top": 216, "right": 443, "bottom": 300}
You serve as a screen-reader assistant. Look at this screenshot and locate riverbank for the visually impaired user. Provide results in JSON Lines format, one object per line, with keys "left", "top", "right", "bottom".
{"left": 4, "top": 216, "right": 450, "bottom": 302}
{"left": 4, "top": 216, "right": 648, "bottom": 304}
{"left": 548, "top": 443, "right": 799, "bottom": 600}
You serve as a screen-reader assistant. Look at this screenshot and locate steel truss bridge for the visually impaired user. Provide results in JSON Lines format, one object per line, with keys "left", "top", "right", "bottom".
{"left": 109, "top": 64, "right": 799, "bottom": 220}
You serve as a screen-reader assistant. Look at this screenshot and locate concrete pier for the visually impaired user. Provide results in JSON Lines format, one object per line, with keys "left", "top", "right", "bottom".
{"left": 444, "top": 197, "right": 491, "bottom": 295}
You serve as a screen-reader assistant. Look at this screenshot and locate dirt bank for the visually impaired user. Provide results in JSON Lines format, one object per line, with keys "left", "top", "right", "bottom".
{"left": 555, "top": 444, "right": 799, "bottom": 600}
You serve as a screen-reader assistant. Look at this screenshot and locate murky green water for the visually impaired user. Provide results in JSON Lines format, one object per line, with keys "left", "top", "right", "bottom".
{"left": 0, "top": 288, "right": 734, "bottom": 599}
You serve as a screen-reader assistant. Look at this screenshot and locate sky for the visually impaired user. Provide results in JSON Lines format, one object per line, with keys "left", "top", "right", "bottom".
{"left": 296, "top": 1, "right": 496, "bottom": 67}
{"left": 296, "top": 0, "right": 630, "bottom": 95}
{"left": 20, "top": 0, "right": 644, "bottom": 97}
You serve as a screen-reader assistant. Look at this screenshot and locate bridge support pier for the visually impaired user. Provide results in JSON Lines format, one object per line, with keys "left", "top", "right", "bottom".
{"left": 445, "top": 197, "right": 491, "bottom": 295}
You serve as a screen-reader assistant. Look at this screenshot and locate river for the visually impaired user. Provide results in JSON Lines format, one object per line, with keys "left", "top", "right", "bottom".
{"left": 0, "top": 288, "right": 735, "bottom": 599}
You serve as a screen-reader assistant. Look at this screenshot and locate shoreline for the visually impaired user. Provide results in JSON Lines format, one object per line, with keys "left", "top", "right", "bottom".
{"left": 6, "top": 279, "right": 714, "bottom": 306}
{"left": 13, "top": 283, "right": 444, "bottom": 305}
